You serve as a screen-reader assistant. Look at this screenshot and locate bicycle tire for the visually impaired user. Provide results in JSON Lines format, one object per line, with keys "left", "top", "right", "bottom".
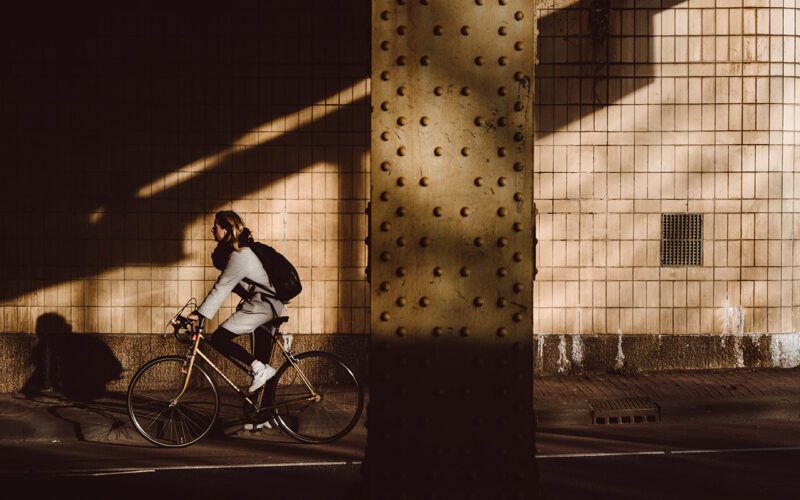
{"left": 127, "top": 356, "right": 219, "bottom": 448}
{"left": 269, "top": 351, "right": 364, "bottom": 444}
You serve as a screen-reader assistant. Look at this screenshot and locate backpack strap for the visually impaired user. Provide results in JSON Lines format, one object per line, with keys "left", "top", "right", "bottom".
{"left": 243, "top": 277, "right": 279, "bottom": 300}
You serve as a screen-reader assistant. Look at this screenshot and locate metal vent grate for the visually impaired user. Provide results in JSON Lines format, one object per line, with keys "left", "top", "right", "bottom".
{"left": 661, "top": 213, "right": 703, "bottom": 267}
{"left": 589, "top": 397, "right": 660, "bottom": 425}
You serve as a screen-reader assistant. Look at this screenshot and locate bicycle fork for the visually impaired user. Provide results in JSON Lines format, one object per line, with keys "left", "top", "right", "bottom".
{"left": 170, "top": 331, "right": 204, "bottom": 407}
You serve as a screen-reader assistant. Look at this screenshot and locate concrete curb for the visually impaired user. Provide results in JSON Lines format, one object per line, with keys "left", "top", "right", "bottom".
{"left": 535, "top": 396, "right": 800, "bottom": 427}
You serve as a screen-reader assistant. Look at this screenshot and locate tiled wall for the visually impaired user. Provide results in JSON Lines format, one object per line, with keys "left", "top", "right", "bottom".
{"left": 533, "top": 1, "right": 799, "bottom": 337}
{"left": 0, "top": 2, "right": 370, "bottom": 337}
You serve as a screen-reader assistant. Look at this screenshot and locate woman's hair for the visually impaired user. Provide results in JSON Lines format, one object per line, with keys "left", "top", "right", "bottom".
{"left": 214, "top": 210, "right": 248, "bottom": 250}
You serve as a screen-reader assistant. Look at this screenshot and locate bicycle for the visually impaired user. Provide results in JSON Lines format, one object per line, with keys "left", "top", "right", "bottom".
{"left": 127, "top": 300, "right": 364, "bottom": 448}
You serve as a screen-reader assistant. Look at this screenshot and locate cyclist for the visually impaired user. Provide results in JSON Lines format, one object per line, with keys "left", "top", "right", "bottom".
{"left": 185, "top": 210, "right": 283, "bottom": 393}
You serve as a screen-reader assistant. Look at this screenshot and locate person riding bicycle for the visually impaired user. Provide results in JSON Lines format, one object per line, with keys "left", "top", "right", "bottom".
{"left": 186, "top": 210, "right": 283, "bottom": 393}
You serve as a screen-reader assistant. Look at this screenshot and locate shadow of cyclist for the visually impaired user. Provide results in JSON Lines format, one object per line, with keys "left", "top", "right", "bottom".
{"left": 23, "top": 313, "right": 123, "bottom": 402}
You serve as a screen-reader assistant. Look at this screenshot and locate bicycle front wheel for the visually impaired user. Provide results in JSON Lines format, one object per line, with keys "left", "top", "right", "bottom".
{"left": 127, "top": 356, "right": 219, "bottom": 447}
{"left": 270, "top": 351, "right": 364, "bottom": 444}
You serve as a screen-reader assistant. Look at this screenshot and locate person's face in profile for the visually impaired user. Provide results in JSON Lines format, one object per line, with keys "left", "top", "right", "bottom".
{"left": 212, "top": 221, "right": 227, "bottom": 242}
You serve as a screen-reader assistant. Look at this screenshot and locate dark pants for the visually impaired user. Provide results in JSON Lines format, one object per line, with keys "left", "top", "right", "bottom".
{"left": 208, "top": 326, "right": 270, "bottom": 368}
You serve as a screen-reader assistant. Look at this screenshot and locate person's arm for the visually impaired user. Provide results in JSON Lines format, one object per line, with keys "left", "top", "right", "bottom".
{"left": 195, "top": 250, "right": 249, "bottom": 320}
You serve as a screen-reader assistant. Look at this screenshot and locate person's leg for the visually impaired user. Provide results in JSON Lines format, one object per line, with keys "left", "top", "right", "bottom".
{"left": 252, "top": 325, "right": 272, "bottom": 363}
{"left": 218, "top": 302, "right": 282, "bottom": 392}
{"left": 208, "top": 327, "right": 256, "bottom": 366}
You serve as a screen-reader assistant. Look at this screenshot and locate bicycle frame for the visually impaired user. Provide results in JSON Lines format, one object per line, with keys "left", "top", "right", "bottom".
{"left": 170, "top": 324, "right": 321, "bottom": 413}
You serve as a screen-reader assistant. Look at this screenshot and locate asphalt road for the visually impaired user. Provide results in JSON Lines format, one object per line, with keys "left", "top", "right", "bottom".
{"left": 3, "top": 421, "right": 800, "bottom": 499}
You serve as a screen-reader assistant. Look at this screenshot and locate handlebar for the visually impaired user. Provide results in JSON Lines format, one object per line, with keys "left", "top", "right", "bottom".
{"left": 171, "top": 315, "right": 206, "bottom": 343}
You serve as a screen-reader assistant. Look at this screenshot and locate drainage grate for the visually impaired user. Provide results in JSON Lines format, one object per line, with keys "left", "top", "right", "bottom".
{"left": 589, "top": 397, "right": 660, "bottom": 425}
{"left": 661, "top": 213, "right": 703, "bottom": 267}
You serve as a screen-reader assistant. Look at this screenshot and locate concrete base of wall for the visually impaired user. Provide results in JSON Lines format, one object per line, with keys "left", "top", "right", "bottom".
{"left": 0, "top": 333, "right": 370, "bottom": 394}
{"left": 4, "top": 332, "right": 800, "bottom": 392}
{"left": 534, "top": 333, "right": 800, "bottom": 375}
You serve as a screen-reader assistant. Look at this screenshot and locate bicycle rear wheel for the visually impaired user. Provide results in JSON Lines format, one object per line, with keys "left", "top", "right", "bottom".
{"left": 127, "top": 356, "right": 219, "bottom": 447}
{"left": 270, "top": 351, "right": 363, "bottom": 444}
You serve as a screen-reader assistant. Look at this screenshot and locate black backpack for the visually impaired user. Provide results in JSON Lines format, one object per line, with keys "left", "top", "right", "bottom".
{"left": 244, "top": 242, "right": 302, "bottom": 303}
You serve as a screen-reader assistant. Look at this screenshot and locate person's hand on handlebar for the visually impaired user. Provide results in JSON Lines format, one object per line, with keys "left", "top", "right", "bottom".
{"left": 169, "top": 312, "right": 202, "bottom": 328}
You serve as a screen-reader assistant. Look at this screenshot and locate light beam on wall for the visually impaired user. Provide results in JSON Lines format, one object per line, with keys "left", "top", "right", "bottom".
{"left": 134, "top": 78, "right": 370, "bottom": 200}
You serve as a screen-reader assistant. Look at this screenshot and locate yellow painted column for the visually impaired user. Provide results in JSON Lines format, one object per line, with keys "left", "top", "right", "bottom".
{"left": 368, "top": 0, "right": 538, "bottom": 497}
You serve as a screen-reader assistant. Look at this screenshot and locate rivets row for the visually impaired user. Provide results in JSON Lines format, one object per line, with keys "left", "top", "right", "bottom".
{"left": 384, "top": 326, "right": 519, "bottom": 338}
{"left": 385, "top": 144, "right": 526, "bottom": 159}
{"left": 388, "top": 324, "right": 523, "bottom": 337}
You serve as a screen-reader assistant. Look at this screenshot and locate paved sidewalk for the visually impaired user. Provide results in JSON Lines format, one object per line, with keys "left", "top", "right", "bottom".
{"left": 535, "top": 367, "right": 800, "bottom": 426}
{"left": 1, "top": 368, "right": 799, "bottom": 443}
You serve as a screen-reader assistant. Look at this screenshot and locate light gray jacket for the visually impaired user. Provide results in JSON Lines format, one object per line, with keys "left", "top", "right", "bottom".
{"left": 197, "top": 247, "right": 283, "bottom": 334}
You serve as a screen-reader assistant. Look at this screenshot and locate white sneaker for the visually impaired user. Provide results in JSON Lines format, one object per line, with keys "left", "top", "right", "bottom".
{"left": 248, "top": 362, "right": 276, "bottom": 393}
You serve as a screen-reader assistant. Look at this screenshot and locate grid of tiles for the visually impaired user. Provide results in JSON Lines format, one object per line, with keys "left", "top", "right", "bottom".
{"left": 533, "top": 1, "right": 799, "bottom": 336}
{"left": 0, "top": 3, "right": 371, "bottom": 336}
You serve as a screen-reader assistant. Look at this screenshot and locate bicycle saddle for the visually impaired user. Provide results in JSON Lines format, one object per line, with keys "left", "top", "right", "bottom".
{"left": 265, "top": 316, "right": 290, "bottom": 329}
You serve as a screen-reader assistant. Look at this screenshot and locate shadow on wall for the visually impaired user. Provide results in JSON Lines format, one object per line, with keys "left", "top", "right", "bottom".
{"left": 0, "top": 0, "right": 370, "bottom": 305}
{"left": 22, "top": 313, "right": 122, "bottom": 401}
{"left": 535, "top": 0, "right": 685, "bottom": 133}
